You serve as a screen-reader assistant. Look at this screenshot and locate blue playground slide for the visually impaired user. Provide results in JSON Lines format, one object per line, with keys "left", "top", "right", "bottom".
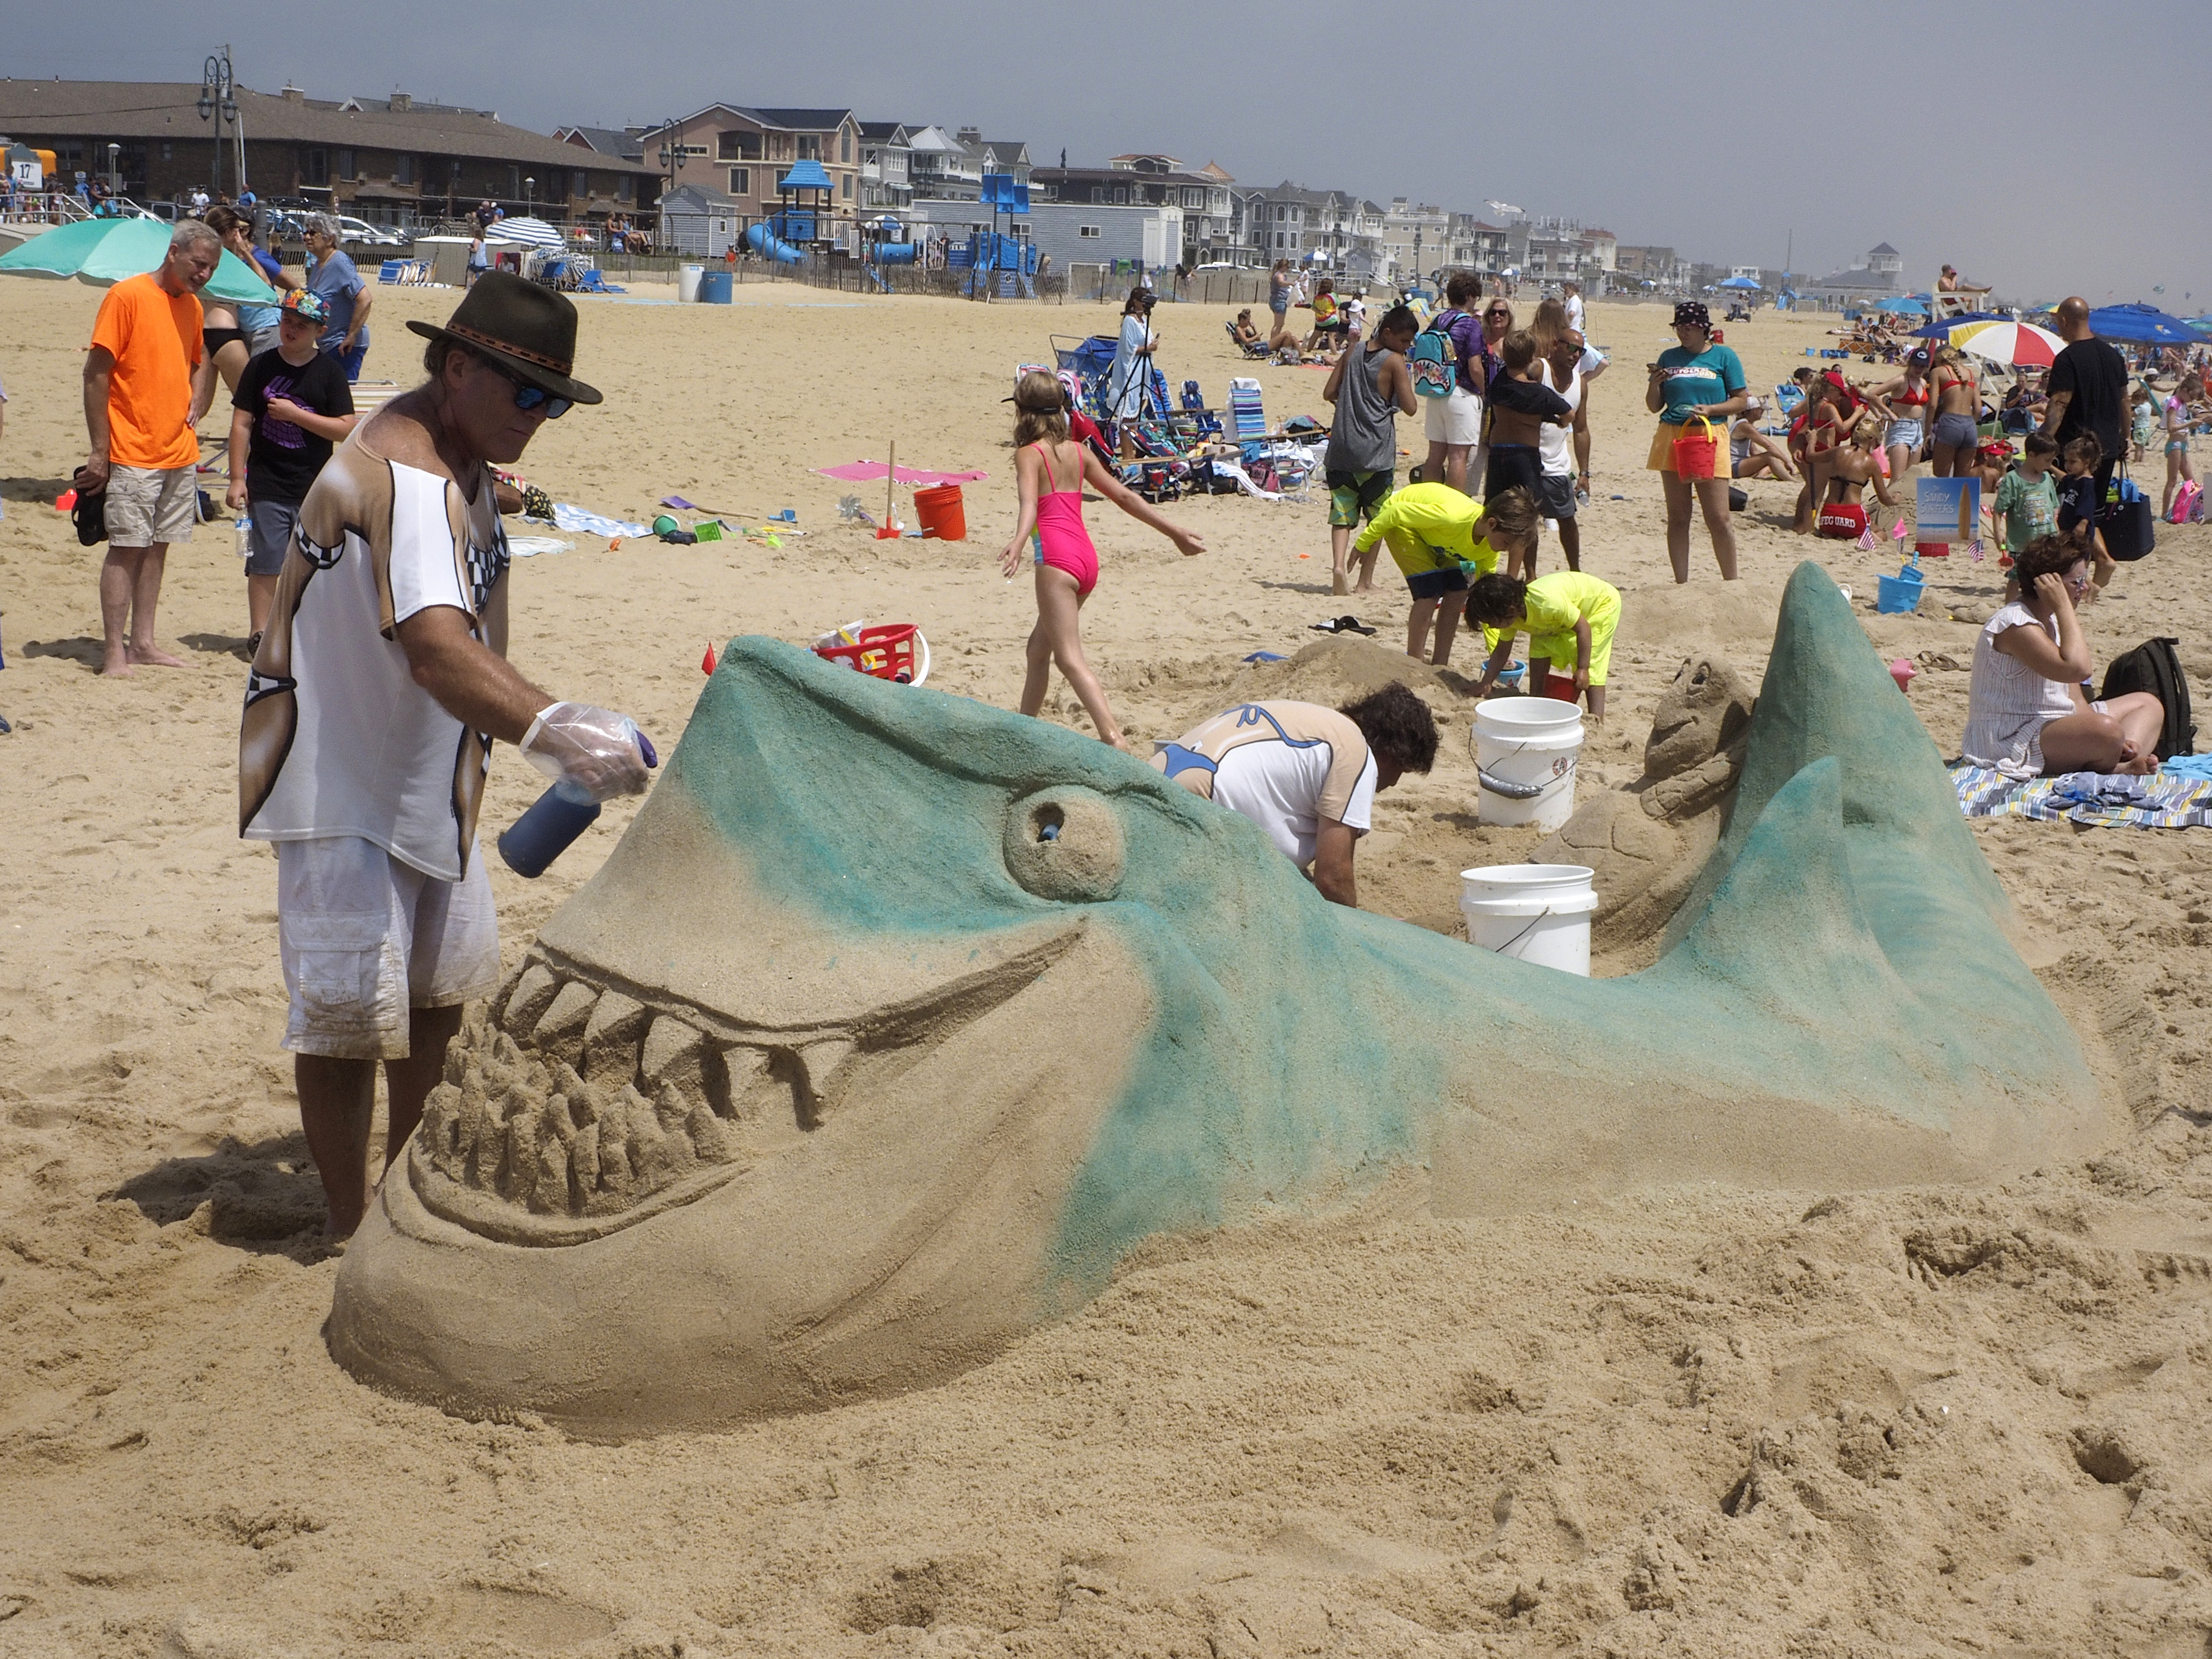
{"left": 745, "top": 224, "right": 803, "bottom": 264}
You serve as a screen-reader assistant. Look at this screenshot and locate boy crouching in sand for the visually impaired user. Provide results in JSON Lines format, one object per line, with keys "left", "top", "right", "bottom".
{"left": 1468, "top": 569, "right": 1621, "bottom": 719}
{"left": 1351, "top": 482, "right": 1539, "bottom": 666}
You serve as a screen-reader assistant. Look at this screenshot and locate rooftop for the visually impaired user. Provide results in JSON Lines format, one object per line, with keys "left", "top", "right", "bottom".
{"left": 0, "top": 79, "right": 656, "bottom": 172}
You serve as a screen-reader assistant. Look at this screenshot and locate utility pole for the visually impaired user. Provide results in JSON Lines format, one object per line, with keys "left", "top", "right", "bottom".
{"left": 197, "top": 46, "right": 238, "bottom": 199}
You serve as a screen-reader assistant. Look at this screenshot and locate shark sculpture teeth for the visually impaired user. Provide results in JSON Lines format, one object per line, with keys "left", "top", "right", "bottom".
{"left": 413, "top": 954, "right": 848, "bottom": 1243}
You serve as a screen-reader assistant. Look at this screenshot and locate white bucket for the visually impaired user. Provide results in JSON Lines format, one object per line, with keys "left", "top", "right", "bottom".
{"left": 1460, "top": 864, "right": 1599, "bottom": 975}
{"left": 1473, "top": 697, "right": 1584, "bottom": 831}
{"left": 678, "top": 263, "right": 705, "bottom": 303}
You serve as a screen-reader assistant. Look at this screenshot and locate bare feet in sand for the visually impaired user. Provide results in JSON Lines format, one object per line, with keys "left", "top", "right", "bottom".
{"left": 130, "top": 642, "right": 187, "bottom": 668}
{"left": 1333, "top": 571, "right": 1350, "bottom": 597}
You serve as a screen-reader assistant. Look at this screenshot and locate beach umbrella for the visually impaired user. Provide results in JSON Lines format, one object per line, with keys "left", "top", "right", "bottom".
{"left": 1718, "top": 275, "right": 1761, "bottom": 289}
{"left": 0, "top": 216, "right": 276, "bottom": 303}
{"left": 2086, "top": 302, "right": 2204, "bottom": 345}
{"left": 1909, "top": 311, "right": 2005, "bottom": 338}
{"left": 1950, "top": 319, "right": 2063, "bottom": 368}
{"left": 1868, "top": 295, "right": 1927, "bottom": 315}
{"left": 486, "top": 216, "right": 564, "bottom": 249}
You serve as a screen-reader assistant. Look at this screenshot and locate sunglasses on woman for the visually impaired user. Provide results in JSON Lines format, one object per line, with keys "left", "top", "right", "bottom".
{"left": 480, "top": 356, "right": 573, "bottom": 419}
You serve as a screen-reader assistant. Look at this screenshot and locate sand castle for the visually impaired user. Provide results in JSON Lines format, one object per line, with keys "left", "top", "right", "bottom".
{"left": 328, "top": 564, "right": 2106, "bottom": 1431}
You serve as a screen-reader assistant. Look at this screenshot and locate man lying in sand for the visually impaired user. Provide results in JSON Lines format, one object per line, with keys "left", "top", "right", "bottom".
{"left": 237, "top": 275, "right": 653, "bottom": 1237}
{"left": 1153, "top": 685, "right": 1438, "bottom": 908}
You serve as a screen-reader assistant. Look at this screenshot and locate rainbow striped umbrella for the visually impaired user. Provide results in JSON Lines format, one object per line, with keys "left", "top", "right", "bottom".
{"left": 1948, "top": 319, "right": 2063, "bottom": 368}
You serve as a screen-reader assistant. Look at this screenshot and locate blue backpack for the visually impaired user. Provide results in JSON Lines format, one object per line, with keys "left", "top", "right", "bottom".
{"left": 1410, "top": 309, "right": 1461, "bottom": 399}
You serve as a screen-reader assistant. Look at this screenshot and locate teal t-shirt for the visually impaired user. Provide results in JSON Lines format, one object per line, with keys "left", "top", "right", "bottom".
{"left": 1993, "top": 468, "right": 2059, "bottom": 551}
{"left": 1654, "top": 343, "right": 1746, "bottom": 425}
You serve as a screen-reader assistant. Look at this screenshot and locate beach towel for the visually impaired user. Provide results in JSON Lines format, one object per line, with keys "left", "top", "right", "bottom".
{"left": 505, "top": 536, "right": 572, "bottom": 558}
{"left": 815, "top": 461, "right": 989, "bottom": 486}
{"left": 2158, "top": 753, "right": 2212, "bottom": 784}
{"left": 552, "top": 503, "right": 654, "bottom": 539}
{"left": 1951, "top": 763, "right": 2212, "bottom": 829}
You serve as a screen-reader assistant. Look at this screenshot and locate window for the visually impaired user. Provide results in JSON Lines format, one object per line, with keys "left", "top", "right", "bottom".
{"left": 728, "top": 167, "right": 750, "bottom": 195}
{"left": 840, "top": 130, "right": 852, "bottom": 163}
{"left": 160, "top": 142, "right": 173, "bottom": 161}
{"left": 508, "top": 165, "right": 520, "bottom": 197}
{"left": 394, "top": 153, "right": 415, "bottom": 185}
{"left": 864, "top": 148, "right": 877, "bottom": 165}
{"left": 1079, "top": 225, "right": 1100, "bottom": 238}
{"left": 840, "top": 173, "right": 852, "bottom": 199}
{"left": 303, "top": 148, "right": 328, "bottom": 186}
{"left": 337, "top": 149, "right": 356, "bottom": 181}
{"left": 573, "top": 170, "right": 588, "bottom": 199}
{"left": 797, "top": 135, "right": 821, "bottom": 160}
{"left": 719, "top": 130, "right": 759, "bottom": 161}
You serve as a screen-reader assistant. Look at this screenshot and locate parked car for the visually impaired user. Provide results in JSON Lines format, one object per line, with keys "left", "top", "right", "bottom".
{"left": 334, "top": 214, "right": 409, "bottom": 250}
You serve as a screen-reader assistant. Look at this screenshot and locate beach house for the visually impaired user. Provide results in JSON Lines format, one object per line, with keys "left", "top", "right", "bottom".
{"left": 1030, "top": 155, "right": 1237, "bottom": 268}
{"left": 1800, "top": 241, "right": 1906, "bottom": 311}
{"left": 635, "top": 106, "right": 862, "bottom": 244}
{"left": 0, "top": 79, "right": 657, "bottom": 229}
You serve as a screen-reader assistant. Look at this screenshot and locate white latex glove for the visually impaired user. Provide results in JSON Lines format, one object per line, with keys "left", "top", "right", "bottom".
{"left": 518, "top": 702, "right": 655, "bottom": 802}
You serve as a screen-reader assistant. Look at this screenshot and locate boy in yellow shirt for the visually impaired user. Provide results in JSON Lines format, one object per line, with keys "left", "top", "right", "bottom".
{"left": 1467, "top": 570, "right": 1622, "bottom": 718}
{"left": 1352, "top": 482, "right": 1539, "bottom": 664}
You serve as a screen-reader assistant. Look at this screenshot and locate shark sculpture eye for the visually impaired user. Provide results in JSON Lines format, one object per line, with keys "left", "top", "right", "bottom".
{"left": 1003, "top": 786, "right": 1124, "bottom": 902}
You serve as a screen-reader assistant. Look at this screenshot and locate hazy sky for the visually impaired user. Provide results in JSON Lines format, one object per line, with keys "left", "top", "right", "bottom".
{"left": 15, "top": 0, "right": 2207, "bottom": 305}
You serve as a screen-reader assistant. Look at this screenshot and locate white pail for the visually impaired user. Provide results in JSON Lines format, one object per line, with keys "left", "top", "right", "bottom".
{"left": 678, "top": 263, "right": 705, "bottom": 303}
{"left": 1473, "top": 697, "right": 1584, "bottom": 831}
{"left": 1460, "top": 864, "right": 1599, "bottom": 975}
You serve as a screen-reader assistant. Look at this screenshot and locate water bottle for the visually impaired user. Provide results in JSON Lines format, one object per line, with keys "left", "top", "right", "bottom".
{"left": 497, "top": 731, "right": 657, "bottom": 878}
{"left": 498, "top": 778, "right": 601, "bottom": 878}
{"left": 236, "top": 513, "right": 252, "bottom": 561}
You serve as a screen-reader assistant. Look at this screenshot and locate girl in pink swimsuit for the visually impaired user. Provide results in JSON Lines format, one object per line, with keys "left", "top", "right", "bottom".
{"left": 999, "top": 369, "right": 1205, "bottom": 751}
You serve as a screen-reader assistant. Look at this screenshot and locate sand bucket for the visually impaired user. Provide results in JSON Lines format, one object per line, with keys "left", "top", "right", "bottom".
{"left": 1460, "top": 864, "right": 1599, "bottom": 976}
{"left": 1875, "top": 560, "right": 1924, "bottom": 615}
{"left": 1473, "top": 697, "right": 1584, "bottom": 831}
{"left": 913, "top": 483, "right": 966, "bottom": 541}
{"left": 1669, "top": 416, "right": 1720, "bottom": 480}
{"left": 811, "top": 620, "right": 932, "bottom": 685}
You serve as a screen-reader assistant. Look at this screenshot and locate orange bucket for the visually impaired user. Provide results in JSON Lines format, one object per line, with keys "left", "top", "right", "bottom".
{"left": 913, "top": 483, "right": 966, "bottom": 541}
{"left": 1669, "top": 416, "right": 1719, "bottom": 480}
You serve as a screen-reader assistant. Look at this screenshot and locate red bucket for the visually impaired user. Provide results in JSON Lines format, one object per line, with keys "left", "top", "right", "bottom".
{"left": 1669, "top": 416, "right": 1720, "bottom": 481}
{"left": 812, "top": 624, "right": 924, "bottom": 683}
{"left": 913, "top": 483, "right": 966, "bottom": 541}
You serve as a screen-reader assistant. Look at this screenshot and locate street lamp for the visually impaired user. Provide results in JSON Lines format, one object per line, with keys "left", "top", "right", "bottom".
{"left": 197, "top": 46, "right": 238, "bottom": 199}
{"left": 524, "top": 176, "right": 535, "bottom": 217}
{"left": 106, "top": 143, "right": 120, "bottom": 195}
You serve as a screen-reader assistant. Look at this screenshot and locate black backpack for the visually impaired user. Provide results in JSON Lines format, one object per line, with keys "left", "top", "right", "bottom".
{"left": 2099, "top": 637, "right": 2195, "bottom": 760}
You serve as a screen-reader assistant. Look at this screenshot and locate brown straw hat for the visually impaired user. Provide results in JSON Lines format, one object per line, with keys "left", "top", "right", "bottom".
{"left": 405, "top": 272, "right": 602, "bottom": 405}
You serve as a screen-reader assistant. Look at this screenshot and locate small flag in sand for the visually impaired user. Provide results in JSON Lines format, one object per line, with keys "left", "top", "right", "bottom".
{"left": 1892, "top": 519, "right": 1910, "bottom": 541}
{"left": 1969, "top": 538, "right": 1985, "bottom": 562}
{"left": 702, "top": 642, "right": 718, "bottom": 676}
{"left": 1855, "top": 524, "right": 1876, "bottom": 552}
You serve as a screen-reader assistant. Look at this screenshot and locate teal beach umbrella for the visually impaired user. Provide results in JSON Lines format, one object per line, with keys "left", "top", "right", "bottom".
{"left": 0, "top": 218, "right": 277, "bottom": 304}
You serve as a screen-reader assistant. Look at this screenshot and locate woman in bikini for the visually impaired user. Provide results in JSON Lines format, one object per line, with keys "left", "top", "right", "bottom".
{"left": 1794, "top": 372, "right": 1862, "bottom": 534}
{"left": 1927, "top": 345, "right": 1981, "bottom": 478}
{"left": 1815, "top": 417, "right": 1900, "bottom": 539}
{"left": 1867, "top": 345, "right": 1932, "bottom": 489}
{"left": 999, "top": 370, "right": 1206, "bottom": 751}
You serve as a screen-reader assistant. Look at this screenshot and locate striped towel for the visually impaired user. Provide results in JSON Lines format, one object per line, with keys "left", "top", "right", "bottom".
{"left": 1952, "top": 764, "right": 2212, "bottom": 829}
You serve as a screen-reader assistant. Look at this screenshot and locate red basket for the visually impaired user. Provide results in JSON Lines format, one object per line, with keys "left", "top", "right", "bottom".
{"left": 812, "top": 624, "right": 922, "bottom": 683}
{"left": 1669, "top": 416, "right": 1720, "bottom": 481}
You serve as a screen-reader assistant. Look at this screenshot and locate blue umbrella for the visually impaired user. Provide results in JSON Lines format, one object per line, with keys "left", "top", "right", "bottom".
{"left": 1717, "top": 275, "right": 1761, "bottom": 290}
{"left": 2086, "top": 303, "right": 2204, "bottom": 345}
{"left": 1869, "top": 295, "right": 1926, "bottom": 315}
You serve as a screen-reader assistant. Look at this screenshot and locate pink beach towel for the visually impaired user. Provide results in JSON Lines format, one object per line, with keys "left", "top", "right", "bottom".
{"left": 816, "top": 460, "right": 990, "bottom": 486}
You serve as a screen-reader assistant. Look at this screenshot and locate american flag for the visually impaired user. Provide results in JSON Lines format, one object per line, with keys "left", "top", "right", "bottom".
{"left": 1968, "top": 538, "right": 1985, "bottom": 562}
{"left": 1855, "top": 523, "right": 1876, "bottom": 552}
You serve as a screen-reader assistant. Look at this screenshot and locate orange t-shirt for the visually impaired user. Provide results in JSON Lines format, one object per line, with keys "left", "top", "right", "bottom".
{"left": 89, "top": 272, "right": 203, "bottom": 470}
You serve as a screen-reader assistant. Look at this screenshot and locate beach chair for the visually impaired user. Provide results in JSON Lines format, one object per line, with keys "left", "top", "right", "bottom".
{"left": 1227, "top": 377, "right": 1269, "bottom": 443}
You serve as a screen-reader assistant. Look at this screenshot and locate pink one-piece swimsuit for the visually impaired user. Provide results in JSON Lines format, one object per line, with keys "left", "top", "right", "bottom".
{"left": 1032, "top": 442, "right": 1100, "bottom": 597}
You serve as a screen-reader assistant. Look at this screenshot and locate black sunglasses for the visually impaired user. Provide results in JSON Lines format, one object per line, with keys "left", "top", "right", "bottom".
{"left": 479, "top": 356, "right": 572, "bottom": 419}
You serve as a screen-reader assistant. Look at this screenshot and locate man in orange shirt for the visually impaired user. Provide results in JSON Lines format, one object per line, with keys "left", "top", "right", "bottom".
{"left": 78, "top": 220, "right": 221, "bottom": 676}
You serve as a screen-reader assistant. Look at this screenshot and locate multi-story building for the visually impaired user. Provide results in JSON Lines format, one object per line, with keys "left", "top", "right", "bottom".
{"left": 856, "top": 121, "right": 914, "bottom": 211}
{"left": 1799, "top": 241, "right": 1905, "bottom": 310}
{"left": 1030, "top": 154, "right": 1237, "bottom": 267}
{"left": 635, "top": 105, "right": 861, "bottom": 239}
{"left": 1378, "top": 198, "right": 1450, "bottom": 285}
{"left": 0, "top": 79, "right": 657, "bottom": 227}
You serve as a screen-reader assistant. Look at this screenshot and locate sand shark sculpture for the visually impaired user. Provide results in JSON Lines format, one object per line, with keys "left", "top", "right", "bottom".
{"left": 330, "top": 564, "right": 2107, "bottom": 1431}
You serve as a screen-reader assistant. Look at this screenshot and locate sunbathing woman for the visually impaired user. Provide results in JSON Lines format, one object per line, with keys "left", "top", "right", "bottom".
{"left": 1961, "top": 534, "right": 2163, "bottom": 778}
{"left": 1231, "top": 309, "right": 1263, "bottom": 349}
{"left": 998, "top": 370, "right": 1205, "bottom": 751}
{"left": 1928, "top": 346, "right": 1981, "bottom": 478}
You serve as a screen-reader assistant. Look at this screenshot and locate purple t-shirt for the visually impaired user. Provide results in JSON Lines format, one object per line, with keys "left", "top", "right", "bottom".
{"left": 1439, "top": 308, "right": 1485, "bottom": 395}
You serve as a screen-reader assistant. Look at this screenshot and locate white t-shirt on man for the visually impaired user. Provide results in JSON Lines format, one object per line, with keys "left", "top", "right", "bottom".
{"left": 240, "top": 434, "right": 508, "bottom": 882}
{"left": 1153, "top": 701, "right": 1377, "bottom": 867}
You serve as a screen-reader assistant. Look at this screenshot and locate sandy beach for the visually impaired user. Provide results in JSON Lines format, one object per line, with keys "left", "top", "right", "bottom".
{"left": 3, "top": 277, "right": 2211, "bottom": 1658}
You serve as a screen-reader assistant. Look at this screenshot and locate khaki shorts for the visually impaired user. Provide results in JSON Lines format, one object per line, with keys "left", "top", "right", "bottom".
{"left": 1423, "top": 385, "right": 1482, "bottom": 446}
{"left": 105, "top": 463, "right": 198, "bottom": 546}
{"left": 276, "top": 836, "right": 503, "bottom": 1059}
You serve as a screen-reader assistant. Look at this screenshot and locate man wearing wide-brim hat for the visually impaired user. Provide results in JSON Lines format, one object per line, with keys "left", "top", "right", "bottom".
{"left": 238, "top": 272, "right": 653, "bottom": 1238}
